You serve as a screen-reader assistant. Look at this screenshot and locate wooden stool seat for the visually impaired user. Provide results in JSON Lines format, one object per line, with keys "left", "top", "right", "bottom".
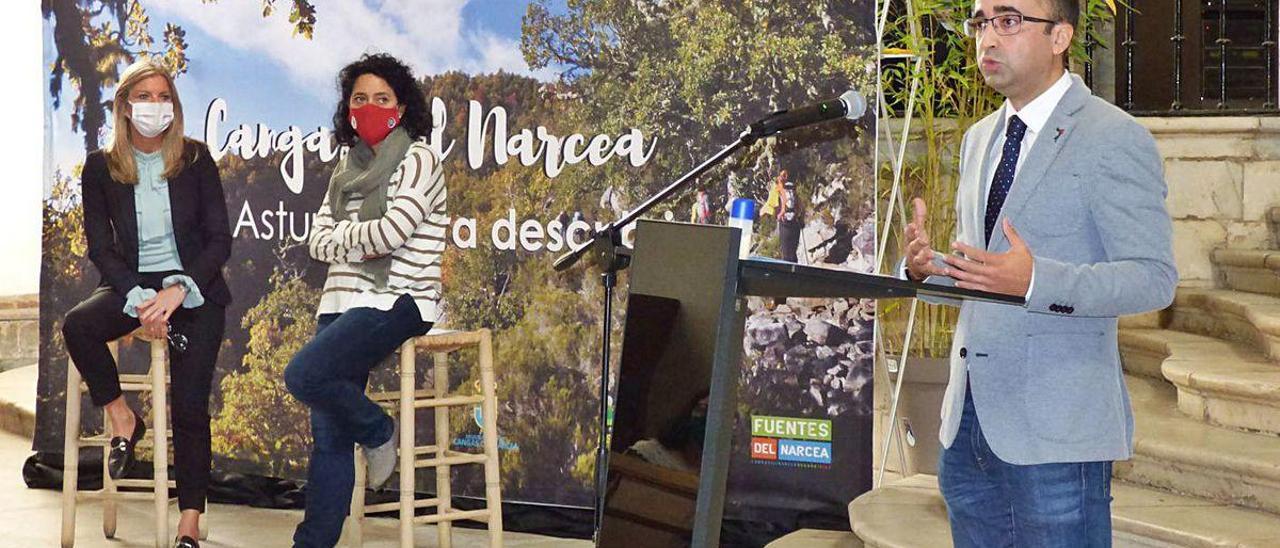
{"left": 61, "top": 327, "right": 208, "bottom": 548}
{"left": 346, "top": 328, "right": 503, "bottom": 548}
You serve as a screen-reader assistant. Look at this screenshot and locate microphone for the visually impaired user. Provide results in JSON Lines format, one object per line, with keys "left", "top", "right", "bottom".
{"left": 748, "top": 90, "right": 867, "bottom": 137}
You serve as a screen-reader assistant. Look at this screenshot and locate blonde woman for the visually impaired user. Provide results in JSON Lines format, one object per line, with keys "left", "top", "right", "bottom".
{"left": 61, "top": 58, "right": 230, "bottom": 548}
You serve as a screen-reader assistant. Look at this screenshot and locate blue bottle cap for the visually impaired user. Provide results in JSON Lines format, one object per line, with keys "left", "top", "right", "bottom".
{"left": 730, "top": 198, "right": 756, "bottom": 220}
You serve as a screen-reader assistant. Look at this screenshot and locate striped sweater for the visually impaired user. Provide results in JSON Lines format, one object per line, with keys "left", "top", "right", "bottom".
{"left": 308, "top": 140, "right": 446, "bottom": 323}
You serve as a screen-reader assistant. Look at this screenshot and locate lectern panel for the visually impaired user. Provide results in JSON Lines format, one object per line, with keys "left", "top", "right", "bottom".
{"left": 598, "top": 221, "right": 743, "bottom": 548}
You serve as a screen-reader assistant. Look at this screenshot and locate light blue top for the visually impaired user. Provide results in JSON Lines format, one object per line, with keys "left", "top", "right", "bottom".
{"left": 122, "top": 149, "right": 203, "bottom": 318}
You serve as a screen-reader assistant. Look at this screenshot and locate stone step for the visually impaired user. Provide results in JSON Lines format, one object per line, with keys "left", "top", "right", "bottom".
{"left": 1169, "top": 288, "right": 1280, "bottom": 360}
{"left": 1117, "top": 375, "right": 1280, "bottom": 515}
{"left": 0, "top": 364, "right": 35, "bottom": 439}
{"left": 1212, "top": 248, "right": 1280, "bottom": 297}
{"left": 1270, "top": 207, "right": 1280, "bottom": 247}
{"left": 765, "top": 529, "right": 861, "bottom": 547}
{"left": 1120, "top": 328, "right": 1280, "bottom": 434}
{"left": 849, "top": 474, "right": 1280, "bottom": 548}
{"left": 848, "top": 475, "right": 951, "bottom": 548}
{"left": 1118, "top": 328, "right": 1235, "bottom": 380}
{"left": 1269, "top": 207, "right": 1280, "bottom": 245}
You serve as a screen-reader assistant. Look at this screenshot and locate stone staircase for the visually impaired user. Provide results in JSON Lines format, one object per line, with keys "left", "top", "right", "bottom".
{"left": 849, "top": 198, "right": 1280, "bottom": 546}
{"left": 1113, "top": 208, "right": 1280, "bottom": 524}
{"left": 849, "top": 211, "right": 1280, "bottom": 548}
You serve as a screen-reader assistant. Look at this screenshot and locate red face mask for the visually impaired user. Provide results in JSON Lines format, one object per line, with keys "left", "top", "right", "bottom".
{"left": 349, "top": 104, "right": 402, "bottom": 146}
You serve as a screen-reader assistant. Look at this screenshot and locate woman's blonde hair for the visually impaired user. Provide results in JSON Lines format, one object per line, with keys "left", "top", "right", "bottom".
{"left": 103, "top": 58, "right": 190, "bottom": 184}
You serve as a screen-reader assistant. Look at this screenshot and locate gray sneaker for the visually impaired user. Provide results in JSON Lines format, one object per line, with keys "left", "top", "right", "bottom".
{"left": 364, "top": 420, "right": 399, "bottom": 489}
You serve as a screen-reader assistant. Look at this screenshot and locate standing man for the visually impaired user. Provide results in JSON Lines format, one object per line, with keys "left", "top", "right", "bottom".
{"left": 900, "top": 0, "right": 1176, "bottom": 545}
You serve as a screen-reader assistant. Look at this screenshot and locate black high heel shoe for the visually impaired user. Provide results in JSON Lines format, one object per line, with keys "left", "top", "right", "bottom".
{"left": 107, "top": 412, "right": 145, "bottom": 480}
{"left": 174, "top": 535, "right": 200, "bottom": 548}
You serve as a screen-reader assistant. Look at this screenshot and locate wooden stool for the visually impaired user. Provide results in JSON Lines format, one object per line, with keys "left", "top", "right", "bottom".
{"left": 61, "top": 328, "right": 208, "bottom": 548}
{"left": 345, "top": 329, "right": 503, "bottom": 548}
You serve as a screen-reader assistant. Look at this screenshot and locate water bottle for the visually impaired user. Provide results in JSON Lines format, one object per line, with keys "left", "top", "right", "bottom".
{"left": 728, "top": 198, "right": 756, "bottom": 259}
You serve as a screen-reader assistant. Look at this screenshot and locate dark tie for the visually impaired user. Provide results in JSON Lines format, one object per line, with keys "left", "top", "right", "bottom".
{"left": 985, "top": 115, "right": 1027, "bottom": 245}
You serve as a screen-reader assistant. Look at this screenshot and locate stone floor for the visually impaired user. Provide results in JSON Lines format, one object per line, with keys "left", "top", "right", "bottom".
{"left": 0, "top": 427, "right": 591, "bottom": 547}
{"left": 0, "top": 363, "right": 867, "bottom": 547}
{"left": 0, "top": 362, "right": 590, "bottom": 547}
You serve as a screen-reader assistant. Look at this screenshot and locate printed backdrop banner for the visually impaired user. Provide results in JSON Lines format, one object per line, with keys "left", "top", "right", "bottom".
{"left": 39, "top": 0, "right": 879, "bottom": 524}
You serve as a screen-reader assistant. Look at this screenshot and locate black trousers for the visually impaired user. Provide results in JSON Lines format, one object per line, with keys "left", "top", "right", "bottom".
{"left": 62, "top": 273, "right": 226, "bottom": 512}
{"left": 778, "top": 221, "right": 802, "bottom": 263}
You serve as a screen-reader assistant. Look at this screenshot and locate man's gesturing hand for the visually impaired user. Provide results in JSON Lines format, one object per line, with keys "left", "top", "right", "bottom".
{"left": 942, "top": 218, "right": 1033, "bottom": 297}
{"left": 904, "top": 198, "right": 945, "bottom": 281}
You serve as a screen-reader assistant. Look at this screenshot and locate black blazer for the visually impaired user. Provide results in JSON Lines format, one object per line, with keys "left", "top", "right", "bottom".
{"left": 81, "top": 140, "right": 232, "bottom": 306}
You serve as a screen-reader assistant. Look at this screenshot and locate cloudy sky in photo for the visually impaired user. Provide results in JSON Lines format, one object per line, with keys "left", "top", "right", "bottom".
{"left": 44, "top": 0, "right": 559, "bottom": 194}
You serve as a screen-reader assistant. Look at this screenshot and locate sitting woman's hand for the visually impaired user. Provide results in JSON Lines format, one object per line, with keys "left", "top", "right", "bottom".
{"left": 137, "top": 285, "right": 187, "bottom": 339}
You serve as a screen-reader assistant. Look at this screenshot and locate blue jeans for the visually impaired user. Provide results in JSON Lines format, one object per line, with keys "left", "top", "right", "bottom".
{"left": 938, "top": 383, "right": 1113, "bottom": 548}
{"left": 285, "top": 294, "right": 432, "bottom": 548}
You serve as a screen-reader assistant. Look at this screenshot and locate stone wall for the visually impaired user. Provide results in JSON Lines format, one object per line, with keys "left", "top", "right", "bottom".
{"left": 1147, "top": 117, "right": 1280, "bottom": 288}
{"left": 0, "top": 295, "right": 37, "bottom": 372}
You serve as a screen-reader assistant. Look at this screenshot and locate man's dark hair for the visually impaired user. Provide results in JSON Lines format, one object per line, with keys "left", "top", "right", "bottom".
{"left": 331, "top": 53, "right": 431, "bottom": 146}
{"left": 1043, "top": 0, "right": 1078, "bottom": 67}
{"left": 1045, "top": 0, "right": 1079, "bottom": 28}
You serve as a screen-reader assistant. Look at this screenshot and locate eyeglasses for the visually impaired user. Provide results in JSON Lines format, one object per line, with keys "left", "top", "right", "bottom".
{"left": 964, "top": 13, "right": 1058, "bottom": 38}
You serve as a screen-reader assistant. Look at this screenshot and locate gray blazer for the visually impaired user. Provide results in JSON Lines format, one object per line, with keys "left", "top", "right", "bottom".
{"left": 922, "top": 74, "right": 1176, "bottom": 465}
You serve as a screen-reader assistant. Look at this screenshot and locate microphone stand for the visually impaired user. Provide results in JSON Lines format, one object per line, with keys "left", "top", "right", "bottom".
{"left": 555, "top": 126, "right": 762, "bottom": 539}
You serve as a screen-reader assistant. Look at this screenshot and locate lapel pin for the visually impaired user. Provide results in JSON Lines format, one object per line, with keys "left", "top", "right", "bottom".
{"left": 1054, "top": 128, "right": 1065, "bottom": 142}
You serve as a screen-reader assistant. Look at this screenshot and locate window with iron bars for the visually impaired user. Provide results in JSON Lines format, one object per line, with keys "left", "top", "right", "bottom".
{"left": 1102, "top": 0, "right": 1279, "bottom": 115}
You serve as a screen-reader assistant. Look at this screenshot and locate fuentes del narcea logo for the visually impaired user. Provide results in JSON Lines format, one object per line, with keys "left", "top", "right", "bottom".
{"left": 750, "top": 415, "right": 833, "bottom": 467}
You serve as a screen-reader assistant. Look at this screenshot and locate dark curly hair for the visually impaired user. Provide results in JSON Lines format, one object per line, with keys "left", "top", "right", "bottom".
{"left": 331, "top": 53, "right": 431, "bottom": 146}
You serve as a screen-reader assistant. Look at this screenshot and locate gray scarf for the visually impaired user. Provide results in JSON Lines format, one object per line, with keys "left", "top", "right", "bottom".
{"left": 326, "top": 127, "right": 413, "bottom": 287}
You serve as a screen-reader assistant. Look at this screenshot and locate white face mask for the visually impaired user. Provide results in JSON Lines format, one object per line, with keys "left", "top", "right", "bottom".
{"left": 129, "top": 101, "right": 175, "bottom": 138}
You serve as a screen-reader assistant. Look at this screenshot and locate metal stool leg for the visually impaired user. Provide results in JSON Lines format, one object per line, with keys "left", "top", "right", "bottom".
{"left": 399, "top": 340, "right": 416, "bottom": 547}
{"left": 433, "top": 351, "right": 452, "bottom": 548}
{"left": 151, "top": 340, "right": 169, "bottom": 548}
{"left": 478, "top": 330, "right": 503, "bottom": 547}
{"left": 61, "top": 361, "right": 82, "bottom": 548}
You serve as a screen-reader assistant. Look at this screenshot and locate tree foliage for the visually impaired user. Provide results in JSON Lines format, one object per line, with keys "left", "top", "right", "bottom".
{"left": 211, "top": 271, "right": 319, "bottom": 478}
{"left": 523, "top": 0, "right": 878, "bottom": 209}
{"left": 35, "top": 166, "right": 100, "bottom": 445}
{"left": 43, "top": 0, "right": 316, "bottom": 152}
